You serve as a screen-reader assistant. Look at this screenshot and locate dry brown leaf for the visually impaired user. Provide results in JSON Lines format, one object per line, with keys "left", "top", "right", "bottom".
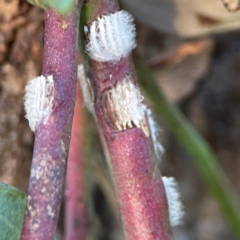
{"left": 222, "top": 0, "right": 240, "bottom": 12}
{"left": 148, "top": 40, "right": 212, "bottom": 68}
{"left": 151, "top": 39, "right": 213, "bottom": 102}
{"left": 121, "top": 0, "right": 240, "bottom": 37}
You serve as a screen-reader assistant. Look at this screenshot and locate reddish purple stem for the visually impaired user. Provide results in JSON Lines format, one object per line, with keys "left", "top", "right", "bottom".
{"left": 21, "top": 5, "right": 80, "bottom": 240}
{"left": 90, "top": 57, "right": 172, "bottom": 239}
{"left": 111, "top": 131, "right": 170, "bottom": 239}
{"left": 81, "top": 0, "right": 172, "bottom": 238}
{"left": 64, "top": 82, "right": 87, "bottom": 240}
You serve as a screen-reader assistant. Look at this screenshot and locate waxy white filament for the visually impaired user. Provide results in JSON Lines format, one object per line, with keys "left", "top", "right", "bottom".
{"left": 85, "top": 10, "right": 136, "bottom": 62}
{"left": 24, "top": 75, "right": 54, "bottom": 132}
{"left": 105, "top": 79, "right": 147, "bottom": 131}
{"left": 162, "top": 176, "right": 184, "bottom": 227}
{"left": 147, "top": 109, "right": 165, "bottom": 161}
{"left": 77, "top": 65, "right": 95, "bottom": 116}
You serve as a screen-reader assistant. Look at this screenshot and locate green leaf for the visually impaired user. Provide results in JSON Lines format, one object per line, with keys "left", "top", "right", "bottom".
{"left": 0, "top": 182, "right": 58, "bottom": 239}
{"left": 0, "top": 182, "right": 26, "bottom": 240}
{"left": 28, "top": 0, "right": 76, "bottom": 14}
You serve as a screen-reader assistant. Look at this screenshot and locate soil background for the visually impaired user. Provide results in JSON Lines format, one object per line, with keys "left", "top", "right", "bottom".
{"left": 1, "top": 1, "right": 240, "bottom": 239}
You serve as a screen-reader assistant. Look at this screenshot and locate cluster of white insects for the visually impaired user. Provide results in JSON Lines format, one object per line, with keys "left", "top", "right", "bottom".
{"left": 83, "top": 10, "right": 184, "bottom": 227}
{"left": 24, "top": 75, "right": 54, "bottom": 132}
{"left": 103, "top": 79, "right": 147, "bottom": 132}
{"left": 85, "top": 10, "right": 136, "bottom": 62}
{"left": 84, "top": 10, "right": 147, "bottom": 133}
{"left": 23, "top": 9, "right": 184, "bottom": 228}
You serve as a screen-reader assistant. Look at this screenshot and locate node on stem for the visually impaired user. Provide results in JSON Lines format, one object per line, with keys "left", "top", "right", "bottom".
{"left": 78, "top": 65, "right": 95, "bottom": 115}
{"left": 102, "top": 79, "right": 148, "bottom": 135}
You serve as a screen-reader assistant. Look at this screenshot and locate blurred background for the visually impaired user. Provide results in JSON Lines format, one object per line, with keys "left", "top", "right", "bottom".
{"left": 1, "top": 0, "right": 240, "bottom": 239}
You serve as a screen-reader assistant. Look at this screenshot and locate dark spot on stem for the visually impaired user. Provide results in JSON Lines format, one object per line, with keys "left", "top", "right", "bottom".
{"left": 110, "top": 133, "right": 115, "bottom": 141}
{"left": 101, "top": 89, "right": 119, "bottom": 130}
{"left": 73, "top": 218, "right": 80, "bottom": 230}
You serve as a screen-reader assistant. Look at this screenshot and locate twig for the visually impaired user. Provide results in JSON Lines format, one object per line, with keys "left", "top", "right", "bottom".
{"left": 79, "top": 1, "right": 172, "bottom": 239}
{"left": 64, "top": 81, "right": 87, "bottom": 240}
{"left": 21, "top": 3, "right": 82, "bottom": 239}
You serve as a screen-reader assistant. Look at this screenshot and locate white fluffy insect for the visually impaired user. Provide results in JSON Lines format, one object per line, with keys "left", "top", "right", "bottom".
{"left": 78, "top": 65, "right": 95, "bottom": 116}
{"left": 147, "top": 109, "right": 165, "bottom": 161}
{"left": 85, "top": 10, "right": 136, "bottom": 62}
{"left": 162, "top": 176, "right": 184, "bottom": 227}
{"left": 24, "top": 75, "right": 54, "bottom": 132}
{"left": 103, "top": 79, "right": 147, "bottom": 131}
